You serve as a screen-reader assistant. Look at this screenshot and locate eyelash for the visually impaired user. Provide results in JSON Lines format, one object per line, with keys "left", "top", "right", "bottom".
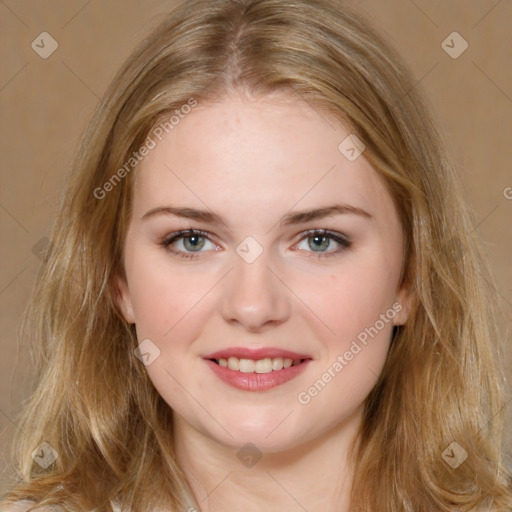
{"left": 160, "top": 228, "right": 352, "bottom": 260}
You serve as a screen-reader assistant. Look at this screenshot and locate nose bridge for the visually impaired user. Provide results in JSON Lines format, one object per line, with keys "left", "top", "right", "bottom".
{"left": 219, "top": 240, "right": 290, "bottom": 330}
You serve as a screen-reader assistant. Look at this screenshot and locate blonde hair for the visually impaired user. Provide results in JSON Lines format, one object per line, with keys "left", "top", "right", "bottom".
{"left": 2, "top": 0, "right": 511, "bottom": 510}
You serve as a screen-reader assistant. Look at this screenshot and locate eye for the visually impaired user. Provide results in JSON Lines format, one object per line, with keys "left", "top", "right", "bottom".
{"left": 293, "top": 229, "right": 351, "bottom": 258}
{"left": 160, "top": 228, "right": 352, "bottom": 260}
{"left": 160, "top": 229, "right": 219, "bottom": 259}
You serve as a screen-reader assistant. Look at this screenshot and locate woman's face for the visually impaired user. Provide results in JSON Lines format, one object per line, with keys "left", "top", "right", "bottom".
{"left": 116, "top": 91, "right": 410, "bottom": 452}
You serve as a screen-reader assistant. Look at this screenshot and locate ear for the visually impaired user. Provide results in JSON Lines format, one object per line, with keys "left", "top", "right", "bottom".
{"left": 392, "top": 281, "right": 413, "bottom": 326}
{"left": 114, "top": 272, "right": 136, "bottom": 324}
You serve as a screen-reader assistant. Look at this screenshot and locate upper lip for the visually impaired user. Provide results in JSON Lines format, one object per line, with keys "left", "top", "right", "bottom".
{"left": 204, "top": 347, "right": 312, "bottom": 361}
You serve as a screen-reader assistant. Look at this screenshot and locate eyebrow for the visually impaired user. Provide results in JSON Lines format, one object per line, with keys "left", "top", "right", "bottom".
{"left": 141, "top": 203, "right": 373, "bottom": 227}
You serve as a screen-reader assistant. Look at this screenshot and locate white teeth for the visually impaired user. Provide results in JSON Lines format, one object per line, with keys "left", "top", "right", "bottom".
{"left": 272, "top": 357, "right": 284, "bottom": 370}
{"left": 254, "top": 358, "right": 272, "bottom": 373}
{"left": 239, "top": 359, "right": 255, "bottom": 373}
{"left": 227, "top": 357, "right": 239, "bottom": 371}
{"left": 216, "top": 356, "right": 303, "bottom": 373}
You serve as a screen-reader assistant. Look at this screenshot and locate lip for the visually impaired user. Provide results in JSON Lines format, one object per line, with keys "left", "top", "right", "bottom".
{"left": 203, "top": 347, "right": 313, "bottom": 392}
{"left": 203, "top": 347, "right": 312, "bottom": 360}
{"left": 204, "top": 358, "right": 312, "bottom": 392}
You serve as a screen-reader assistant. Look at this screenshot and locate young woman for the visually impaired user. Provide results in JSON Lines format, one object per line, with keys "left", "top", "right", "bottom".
{"left": 2, "top": 0, "right": 511, "bottom": 510}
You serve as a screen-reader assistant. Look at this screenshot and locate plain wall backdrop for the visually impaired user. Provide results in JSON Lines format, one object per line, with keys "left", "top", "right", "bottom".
{"left": 1, "top": 0, "right": 511, "bottom": 497}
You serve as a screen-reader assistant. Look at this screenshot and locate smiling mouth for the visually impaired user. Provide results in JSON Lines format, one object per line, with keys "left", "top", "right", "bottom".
{"left": 209, "top": 356, "right": 309, "bottom": 373}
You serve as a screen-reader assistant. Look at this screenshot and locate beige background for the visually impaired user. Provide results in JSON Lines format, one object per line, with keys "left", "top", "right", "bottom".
{"left": 1, "top": 0, "right": 511, "bottom": 496}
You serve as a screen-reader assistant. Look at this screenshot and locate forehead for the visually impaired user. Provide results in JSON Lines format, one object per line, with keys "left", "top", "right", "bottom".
{"left": 132, "top": 93, "right": 395, "bottom": 224}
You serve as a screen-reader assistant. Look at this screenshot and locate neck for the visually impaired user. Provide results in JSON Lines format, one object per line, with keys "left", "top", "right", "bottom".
{"left": 173, "top": 405, "right": 363, "bottom": 512}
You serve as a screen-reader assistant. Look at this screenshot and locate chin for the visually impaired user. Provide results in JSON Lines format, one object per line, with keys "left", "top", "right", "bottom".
{"left": 221, "top": 432, "right": 301, "bottom": 455}
{"left": 208, "top": 417, "right": 309, "bottom": 453}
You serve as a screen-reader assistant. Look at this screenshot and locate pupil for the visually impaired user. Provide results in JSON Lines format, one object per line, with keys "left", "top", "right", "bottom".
{"left": 310, "top": 235, "right": 329, "bottom": 251}
{"left": 184, "top": 235, "right": 204, "bottom": 251}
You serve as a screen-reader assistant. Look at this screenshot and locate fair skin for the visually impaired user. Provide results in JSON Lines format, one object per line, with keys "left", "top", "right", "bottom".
{"left": 116, "top": 90, "right": 411, "bottom": 512}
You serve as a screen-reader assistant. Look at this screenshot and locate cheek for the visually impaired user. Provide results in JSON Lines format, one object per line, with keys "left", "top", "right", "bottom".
{"left": 126, "top": 255, "right": 212, "bottom": 401}
{"left": 295, "top": 264, "right": 398, "bottom": 419}
{"left": 127, "top": 249, "right": 215, "bottom": 340}
{"left": 310, "top": 257, "right": 399, "bottom": 345}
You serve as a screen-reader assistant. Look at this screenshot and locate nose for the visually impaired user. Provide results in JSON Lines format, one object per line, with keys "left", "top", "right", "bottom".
{"left": 219, "top": 251, "right": 290, "bottom": 332}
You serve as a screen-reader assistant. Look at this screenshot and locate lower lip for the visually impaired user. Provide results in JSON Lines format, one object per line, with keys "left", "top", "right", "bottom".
{"left": 204, "top": 359, "right": 312, "bottom": 391}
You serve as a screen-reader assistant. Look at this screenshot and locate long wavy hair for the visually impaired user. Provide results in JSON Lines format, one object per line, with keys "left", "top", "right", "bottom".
{"left": 2, "top": 0, "right": 511, "bottom": 510}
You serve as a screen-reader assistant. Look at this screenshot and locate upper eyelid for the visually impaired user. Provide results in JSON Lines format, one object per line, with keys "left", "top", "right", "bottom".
{"left": 163, "top": 228, "right": 350, "bottom": 249}
{"left": 164, "top": 228, "right": 216, "bottom": 243}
